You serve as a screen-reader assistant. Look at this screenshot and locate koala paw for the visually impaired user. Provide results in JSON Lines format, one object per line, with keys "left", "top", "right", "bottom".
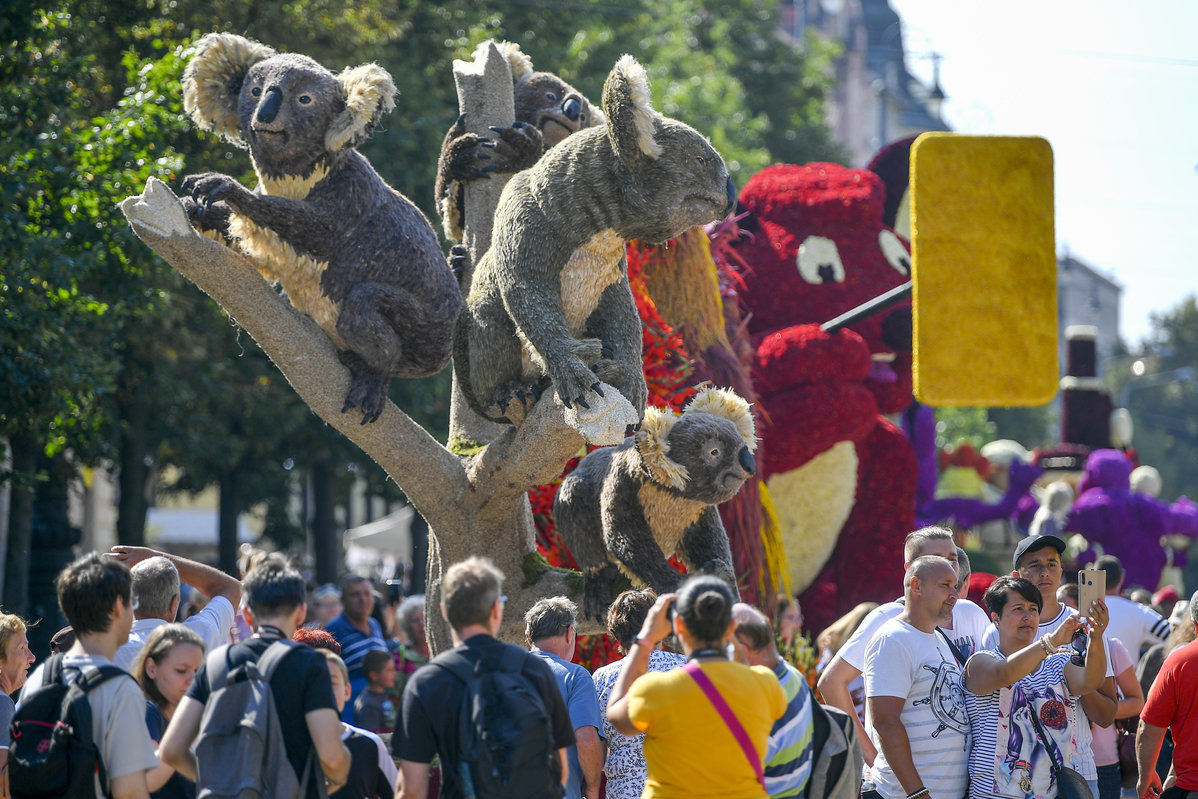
{"left": 181, "top": 195, "right": 232, "bottom": 235}
{"left": 493, "top": 379, "right": 543, "bottom": 426}
{"left": 181, "top": 172, "right": 245, "bottom": 210}
{"left": 485, "top": 122, "right": 544, "bottom": 174}
{"left": 445, "top": 131, "right": 500, "bottom": 182}
{"left": 582, "top": 566, "right": 620, "bottom": 622}
{"left": 340, "top": 366, "right": 388, "bottom": 425}
{"left": 449, "top": 245, "right": 469, "bottom": 282}
{"left": 550, "top": 359, "right": 602, "bottom": 411}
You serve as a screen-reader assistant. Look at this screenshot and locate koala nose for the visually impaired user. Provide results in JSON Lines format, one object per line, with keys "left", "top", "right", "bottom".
{"left": 562, "top": 96, "right": 582, "bottom": 121}
{"left": 881, "top": 307, "right": 912, "bottom": 353}
{"left": 724, "top": 176, "right": 737, "bottom": 216}
{"left": 738, "top": 446, "right": 756, "bottom": 476}
{"left": 256, "top": 86, "right": 284, "bottom": 125}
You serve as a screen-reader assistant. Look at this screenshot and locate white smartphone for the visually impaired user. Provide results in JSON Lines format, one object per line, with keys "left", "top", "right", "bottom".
{"left": 1077, "top": 568, "right": 1106, "bottom": 620}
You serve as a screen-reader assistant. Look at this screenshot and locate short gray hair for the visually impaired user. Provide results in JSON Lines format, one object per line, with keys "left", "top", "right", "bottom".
{"left": 1188, "top": 590, "right": 1198, "bottom": 625}
{"left": 525, "top": 596, "right": 577, "bottom": 642}
{"left": 956, "top": 547, "right": 971, "bottom": 591}
{"left": 132, "top": 556, "right": 180, "bottom": 619}
{"left": 904, "top": 526, "right": 954, "bottom": 563}
{"left": 396, "top": 594, "right": 425, "bottom": 640}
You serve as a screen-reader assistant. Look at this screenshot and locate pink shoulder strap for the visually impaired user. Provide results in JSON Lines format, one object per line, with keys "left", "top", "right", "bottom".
{"left": 683, "top": 660, "right": 766, "bottom": 791}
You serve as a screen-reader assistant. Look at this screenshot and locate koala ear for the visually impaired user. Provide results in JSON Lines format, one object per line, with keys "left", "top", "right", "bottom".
{"left": 684, "top": 388, "right": 758, "bottom": 452}
{"left": 603, "top": 54, "right": 663, "bottom": 164}
{"left": 326, "top": 64, "right": 397, "bottom": 152}
{"left": 183, "top": 33, "right": 276, "bottom": 143}
{"left": 495, "top": 40, "right": 534, "bottom": 83}
{"left": 635, "top": 407, "right": 689, "bottom": 491}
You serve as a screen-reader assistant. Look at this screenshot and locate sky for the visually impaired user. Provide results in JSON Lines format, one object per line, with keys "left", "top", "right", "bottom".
{"left": 887, "top": 0, "right": 1198, "bottom": 349}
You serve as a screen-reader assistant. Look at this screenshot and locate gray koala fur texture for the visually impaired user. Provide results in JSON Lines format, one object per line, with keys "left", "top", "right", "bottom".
{"left": 554, "top": 387, "right": 758, "bottom": 619}
{"left": 435, "top": 41, "right": 603, "bottom": 242}
{"left": 452, "top": 54, "right": 738, "bottom": 427}
{"left": 179, "top": 33, "right": 461, "bottom": 424}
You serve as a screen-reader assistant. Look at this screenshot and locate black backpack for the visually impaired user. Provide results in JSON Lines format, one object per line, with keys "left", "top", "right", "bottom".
{"left": 9, "top": 653, "right": 130, "bottom": 799}
{"left": 434, "top": 646, "right": 562, "bottom": 799}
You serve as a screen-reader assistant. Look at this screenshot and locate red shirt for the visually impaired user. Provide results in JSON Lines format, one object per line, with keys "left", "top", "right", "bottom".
{"left": 1143, "top": 641, "right": 1198, "bottom": 789}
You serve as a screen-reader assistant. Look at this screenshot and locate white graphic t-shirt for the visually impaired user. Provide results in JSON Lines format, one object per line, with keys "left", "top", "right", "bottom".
{"left": 964, "top": 651, "right": 1094, "bottom": 798}
{"left": 864, "top": 618, "right": 970, "bottom": 799}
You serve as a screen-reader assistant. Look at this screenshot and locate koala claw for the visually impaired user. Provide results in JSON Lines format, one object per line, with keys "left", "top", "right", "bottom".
{"left": 574, "top": 395, "right": 590, "bottom": 410}
{"left": 591, "top": 382, "right": 605, "bottom": 398}
{"left": 600, "top": 341, "right": 615, "bottom": 359}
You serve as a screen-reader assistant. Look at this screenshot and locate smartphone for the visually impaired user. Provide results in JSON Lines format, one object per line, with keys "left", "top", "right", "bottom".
{"left": 1077, "top": 568, "right": 1106, "bottom": 620}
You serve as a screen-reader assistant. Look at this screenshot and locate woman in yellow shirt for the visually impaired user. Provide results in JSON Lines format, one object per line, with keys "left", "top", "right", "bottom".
{"left": 606, "top": 575, "right": 786, "bottom": 799}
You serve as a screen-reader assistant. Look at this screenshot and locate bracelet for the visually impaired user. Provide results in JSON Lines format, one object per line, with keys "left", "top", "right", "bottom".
{"left": 906, "top": 788, "right": 929, "bottom": 799}
{"left": 633, "top": 636, "right": 657, "bottom": 649}
{"left": 1039, "top": 635, "right": 1054, "bottom": 657}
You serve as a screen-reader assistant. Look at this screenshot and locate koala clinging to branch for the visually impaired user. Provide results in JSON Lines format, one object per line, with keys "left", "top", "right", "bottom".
{"left": 453, "top": 54, "right": 737, "bottom": 429}
{"left": 435, "top": 41, "right": 603, "bottom": 242}
{"left": 180, "top": 33, "right": 461, "bottom": 423}
{"left": 554, "top": 388, "right": 758, "bottom": 619}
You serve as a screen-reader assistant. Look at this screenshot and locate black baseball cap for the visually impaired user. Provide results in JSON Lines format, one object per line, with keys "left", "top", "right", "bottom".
{"left": 1013, "top": 534, "right": 1066, "bottom": 569}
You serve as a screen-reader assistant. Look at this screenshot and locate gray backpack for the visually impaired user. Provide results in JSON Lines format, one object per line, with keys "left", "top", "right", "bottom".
{"left": 195, "top": 640, "right": 325, "bottom": 799}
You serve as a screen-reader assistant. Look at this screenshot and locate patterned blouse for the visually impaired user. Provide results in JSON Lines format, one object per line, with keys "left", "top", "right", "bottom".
{"left": 592, "top": 649, "right": 686, "bottom": 799}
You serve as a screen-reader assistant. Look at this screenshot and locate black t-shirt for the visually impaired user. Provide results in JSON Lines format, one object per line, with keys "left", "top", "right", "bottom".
{"left": 330, "top": 729, "right": 392, "bottom": 799}
{"left": 187, "top": 637, "right": 338, "bottom": 799}
{"left": 144, "top": 701, "right": 196, "bottom": 799}
{"left": 391, "top": 634, "right": 575, "bottom": 799}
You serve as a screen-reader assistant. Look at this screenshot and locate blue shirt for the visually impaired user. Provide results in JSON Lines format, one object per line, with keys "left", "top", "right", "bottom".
{"left": 531, "top": 649, "right": 602, "bottom": 799}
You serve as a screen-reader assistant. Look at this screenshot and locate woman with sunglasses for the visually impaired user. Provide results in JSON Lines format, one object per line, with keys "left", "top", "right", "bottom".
{"left": 963, "top": 575, "right": 1108, "bottom": 799}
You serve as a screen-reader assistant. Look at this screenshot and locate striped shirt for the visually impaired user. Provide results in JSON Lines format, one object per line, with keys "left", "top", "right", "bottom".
{"left": 963, "top": 651, "right": 1092, "bottom": 798}
{"left": 764, "top": 660, "right": 814, "bottom": 798}
{"left": 326, "top": 613, "right": 388, "bottom": 680}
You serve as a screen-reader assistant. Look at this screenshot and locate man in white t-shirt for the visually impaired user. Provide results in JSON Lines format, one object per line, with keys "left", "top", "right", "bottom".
{"left": 862, "top": 556, "right": 969, "bottom": 799}
{"left": 18, "top": 553, "right": 158, "bottom": 799}
{"left": 1093, "top": 554, "right": 1169, "bottom": 660}
{"left": 108, "top": 546, "right": 241, "bottom": 672}
{"left": 817, "top": 526, "right": 990, "bottom": 764}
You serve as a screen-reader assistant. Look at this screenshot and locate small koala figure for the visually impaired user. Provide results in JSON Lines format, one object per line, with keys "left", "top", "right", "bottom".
{"left": 435, "top": 41, "right": 602, "bottom": 241}
{"left": 179, "top": 33, "right": 461, "bottom": 423}
{"left": 554, "top": 387, "right": 757, "bottom": 619}
{"left": 453, "top": 54, "right": 737, "bottom": 428}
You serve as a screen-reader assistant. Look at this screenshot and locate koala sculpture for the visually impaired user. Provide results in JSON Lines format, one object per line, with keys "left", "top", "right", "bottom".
{"left": 554, "top": 387, "right": 757, "bottom": 619}
{"left": 180, "top": 33, "right": 461, "bottom": 423}
{"left": 452, "top": 54, "right": 737, "bottom": 429}
{"left": 435, "top": 41, "right": 602, "bottom": 241}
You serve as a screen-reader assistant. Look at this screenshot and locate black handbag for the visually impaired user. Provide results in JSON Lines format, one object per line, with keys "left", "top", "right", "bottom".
{"left": 1026, "top": 690, "right": 1094, "bottom": 799}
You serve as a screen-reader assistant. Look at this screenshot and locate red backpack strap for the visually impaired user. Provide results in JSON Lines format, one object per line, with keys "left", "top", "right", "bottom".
{"left": 683, "top": 661, "right": 766, "bottom": 792}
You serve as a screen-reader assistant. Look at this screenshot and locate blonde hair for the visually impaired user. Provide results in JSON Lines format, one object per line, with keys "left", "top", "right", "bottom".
{"left": 133, "top": 623, "right": 205, "bottom": 713}
{"left": 0, "top": 612, "right": 29, "bottom": 660}
{"left": 318, "top": 648, "right": 349, "bottom": 684}
{"left": 816, "top": 602, "right": 878, "bottom": 656}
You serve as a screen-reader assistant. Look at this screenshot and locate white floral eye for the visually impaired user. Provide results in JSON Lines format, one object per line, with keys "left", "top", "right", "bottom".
{"left": 796, "top": 236, "right": 845, "bottom": 284}
{"left": 878, "top": 229, "right": 911, "bottom": 276}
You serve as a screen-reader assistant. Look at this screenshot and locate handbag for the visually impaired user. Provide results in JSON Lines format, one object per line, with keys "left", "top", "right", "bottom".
{"left": 1026, "top": 688, "right": 1094, "bottom": 799}
{"left": 683, "top": 661, "right": 767, "bottom": 792}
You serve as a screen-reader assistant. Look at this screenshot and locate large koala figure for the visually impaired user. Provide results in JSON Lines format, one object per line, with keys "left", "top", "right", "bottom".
{"left": 435, "top": 41, "right": 602, "bottom": 241}
{"left": 453, "top": 54, "right": 737, "bottom": 428}
{"left": 555, "top": 388, "right": 757, "bottom": 618}
{"left": 180, "top": 33, "right": 461, "bottom": 423}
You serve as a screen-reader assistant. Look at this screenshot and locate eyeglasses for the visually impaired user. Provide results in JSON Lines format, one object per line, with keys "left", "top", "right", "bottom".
{"left": 1070, "top": 628, "right": 1087, "bottom": 666}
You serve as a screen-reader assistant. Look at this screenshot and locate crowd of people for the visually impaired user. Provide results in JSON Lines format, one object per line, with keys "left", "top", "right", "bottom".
{"left": 2, "top": 530, "right": 1198, "bottom": 799}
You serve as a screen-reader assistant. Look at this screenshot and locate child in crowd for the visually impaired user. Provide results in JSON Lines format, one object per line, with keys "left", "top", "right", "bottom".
{"left": 320, "top": 649, "right": 398, "bottom": 799}
{"left": 353, "top": 648, "right": 397, "bottom": 734}
{"left": 133, "top": 624, "right": 206, "bottom": 799}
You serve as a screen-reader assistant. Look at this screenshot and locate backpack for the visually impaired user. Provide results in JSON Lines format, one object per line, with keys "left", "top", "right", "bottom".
{"left": 8, "top": 653, "right": 130, "bottom": 799}
{"left": 194, "top": 639, "right": 326, "bottom": 799}
{"left": 435, "top": 646, "right": 561, "bottom": 799}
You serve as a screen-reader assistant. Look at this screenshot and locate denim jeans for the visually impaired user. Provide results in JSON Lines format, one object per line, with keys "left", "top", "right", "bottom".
{"left": 1096, "top": 763, "right": 1121, "bottom": 799}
